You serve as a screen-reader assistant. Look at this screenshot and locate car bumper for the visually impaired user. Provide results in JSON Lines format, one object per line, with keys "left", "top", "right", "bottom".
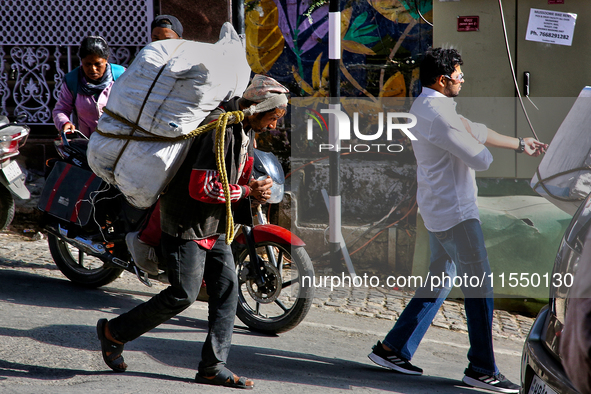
{"left": 520, "top": 305, "right": 578, "bottom": 394}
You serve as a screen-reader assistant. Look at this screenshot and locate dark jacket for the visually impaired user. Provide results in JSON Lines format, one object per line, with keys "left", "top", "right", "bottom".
{"left": 160, "top": 98, "right": 254, "bottom": 240}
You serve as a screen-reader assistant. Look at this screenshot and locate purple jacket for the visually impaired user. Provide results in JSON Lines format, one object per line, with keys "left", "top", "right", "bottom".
{"left": 52, "top": 80, "right": 115, "bottom": 138}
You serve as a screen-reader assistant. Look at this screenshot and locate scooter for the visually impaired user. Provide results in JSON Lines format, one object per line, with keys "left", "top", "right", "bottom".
{"left": 0, "top": 115, "right": 30, "bottom": 230}
{"left": 38, "top": 130, "right": 315, "bottom": 334}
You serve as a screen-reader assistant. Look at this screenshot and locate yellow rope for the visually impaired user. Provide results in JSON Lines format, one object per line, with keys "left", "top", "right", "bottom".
{"left": 97, "top": 110, "right": 246, "bottom": 244}
{"left": 214, "top": 111, "right": 245, "bottom": 244}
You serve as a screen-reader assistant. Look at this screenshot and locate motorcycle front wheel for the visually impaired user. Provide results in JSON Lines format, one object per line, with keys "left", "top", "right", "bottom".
{"left": 235, "top": 242, "right": 315, "bottom": 334}
{"left": 48, "top": 234, "right": 124, "bottom": 288}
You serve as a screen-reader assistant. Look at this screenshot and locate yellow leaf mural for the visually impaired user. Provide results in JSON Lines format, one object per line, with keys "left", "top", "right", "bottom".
{"left": 312, "top": 53, "right": 322, "bottom": 90}
{"left": 342, "top": 40, "right": 376, "bottom": 56}
{"left": 341, "top": 7, "right": 353, "bottom": 39}
{"left": 380, "top": 72, "right": 407, "bottom": 98}
{"left": 246, "top": 0, "right": 285, "bottom": 74}
{"left": 368, "top": 0, "right": 415, "bottom": 24}
{"left": 292, "top": 65, "right": 314, "bottom": 96}
{"left": 311, "top": 53, "right": 328, "bottom": 93}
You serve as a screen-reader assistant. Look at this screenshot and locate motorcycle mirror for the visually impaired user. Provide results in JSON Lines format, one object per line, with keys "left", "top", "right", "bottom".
{"left": 15, "top": 114, "right": 28, "bottom": 123}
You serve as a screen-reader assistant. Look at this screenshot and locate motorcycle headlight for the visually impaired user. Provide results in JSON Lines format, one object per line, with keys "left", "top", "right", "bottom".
{"left": 257, "top": 175, "right": 284, "bottom": 204}
{"left": 266, "top": 182, "right": 284, "bottom": 204}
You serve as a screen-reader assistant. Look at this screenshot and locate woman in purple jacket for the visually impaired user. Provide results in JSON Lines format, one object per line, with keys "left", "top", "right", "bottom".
{"left": 52, "top": 36, "right": 124, "bottom": 138}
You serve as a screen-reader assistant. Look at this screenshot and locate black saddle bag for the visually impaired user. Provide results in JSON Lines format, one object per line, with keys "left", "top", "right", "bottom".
{"left": 38, "top": 161, "right": 104, "bottom": 227}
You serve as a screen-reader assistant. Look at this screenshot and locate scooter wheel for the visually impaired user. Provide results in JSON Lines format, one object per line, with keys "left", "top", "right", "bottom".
{"left": 48, "top": 234, "right": 124, "bottom": 288}
{"left": 0, "top": 186, "right": 15, "bottom": 231}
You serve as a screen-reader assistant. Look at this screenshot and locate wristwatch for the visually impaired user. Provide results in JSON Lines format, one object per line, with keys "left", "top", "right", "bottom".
{"left": 515, "top": 137, "right": 525, "bottom": 153}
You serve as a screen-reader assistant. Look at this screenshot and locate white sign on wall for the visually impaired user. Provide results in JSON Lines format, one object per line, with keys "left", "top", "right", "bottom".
{"left": 525, "top": 8, "right": 577, "bottom": 46}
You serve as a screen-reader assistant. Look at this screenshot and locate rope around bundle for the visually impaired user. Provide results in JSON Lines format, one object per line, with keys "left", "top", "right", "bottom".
{"left": 96, "top": 109, "right": 246, "bottom": 244}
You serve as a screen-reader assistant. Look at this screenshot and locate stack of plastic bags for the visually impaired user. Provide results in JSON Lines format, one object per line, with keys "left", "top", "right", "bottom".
{"left": 88, "top": 22, "right": 251, "bottom": 208}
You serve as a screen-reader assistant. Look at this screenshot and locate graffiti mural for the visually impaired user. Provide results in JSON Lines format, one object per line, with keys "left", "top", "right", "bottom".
{"left": 245, "top": 0, "right": 433, "bottom": 99}
{"left": 245, "top": 0, "right": 432, "bottom": 159}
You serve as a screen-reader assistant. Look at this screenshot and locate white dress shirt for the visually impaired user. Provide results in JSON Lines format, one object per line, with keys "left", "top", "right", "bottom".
{"left": 410, "top": 87, "right": 493, "bottom": 232}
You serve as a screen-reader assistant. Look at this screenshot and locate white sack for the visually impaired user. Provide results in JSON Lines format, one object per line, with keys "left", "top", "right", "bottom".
{"left": 531, "top": 86, "right": 591, "bottom": 215}
{"left": 88, "top": 22, "right": 251, "bottom": 208}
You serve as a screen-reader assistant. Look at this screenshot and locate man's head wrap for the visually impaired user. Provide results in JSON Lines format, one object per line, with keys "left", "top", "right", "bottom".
{"left": 151, "top": 15, "right": 183, "bottom": 38}
{"left": 242, "top": 75, "right": 289, "bottom": 115}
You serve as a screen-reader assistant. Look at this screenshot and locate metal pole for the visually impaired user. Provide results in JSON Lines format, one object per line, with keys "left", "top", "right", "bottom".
{"left": 328, "top": 0, "right": 342, "bottom": 273}
{"left": 232, "top": 0, "right": 245, "bottom": 36}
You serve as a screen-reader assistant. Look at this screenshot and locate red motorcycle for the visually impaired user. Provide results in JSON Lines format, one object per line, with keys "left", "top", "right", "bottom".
{"left": 38, "top": 131, "right": 315, "bottom": 334}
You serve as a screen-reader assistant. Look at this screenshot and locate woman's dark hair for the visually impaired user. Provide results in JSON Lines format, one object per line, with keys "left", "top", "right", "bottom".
{"left": 419, "top": 48, "right": 463, "bottom": 86}
{"left": 78, "top": 36, "right": 110, "bottom": 60}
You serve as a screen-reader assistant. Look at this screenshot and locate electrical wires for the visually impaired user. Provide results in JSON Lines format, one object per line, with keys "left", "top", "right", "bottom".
{"left": 497, "top": 0, "right": 539, "bottom": 141}
{"left": 415, "top": 0, "right": 433, "bottom": 27}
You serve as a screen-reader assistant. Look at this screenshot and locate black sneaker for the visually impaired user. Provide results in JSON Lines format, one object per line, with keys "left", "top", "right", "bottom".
{"left": 462, "top": 367, "right": 520, "bottom": 393}
{"left": 367, "top": 341, "right": 423, "bottom": 375}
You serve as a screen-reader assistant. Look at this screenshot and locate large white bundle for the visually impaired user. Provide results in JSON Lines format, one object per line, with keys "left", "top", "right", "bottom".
{"left": 88, "top": 22, "right": 251, "bottom": 208}
{"left": 531, "top": 86, "right": 591, "bottom": 215}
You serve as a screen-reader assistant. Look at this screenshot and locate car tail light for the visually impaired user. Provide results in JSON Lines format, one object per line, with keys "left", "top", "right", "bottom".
{"left": 542, "top": 310, "right": 564, "bottom": 363}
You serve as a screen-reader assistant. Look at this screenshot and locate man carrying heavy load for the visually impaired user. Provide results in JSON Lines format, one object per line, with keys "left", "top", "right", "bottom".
{"left": 96, "top": 75, "right": 289, "bottom": 389}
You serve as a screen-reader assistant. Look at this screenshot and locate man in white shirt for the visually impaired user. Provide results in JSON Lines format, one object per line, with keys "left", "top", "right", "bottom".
{"left": 368, "top": 48, "right": 546, "bottom": 393}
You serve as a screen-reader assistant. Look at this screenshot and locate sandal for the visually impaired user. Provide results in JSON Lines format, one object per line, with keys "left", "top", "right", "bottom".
{"left": 96, "top": 318, "right": 127, "bottom": 372}
{"left": 195, "top": 367, "right": 254, "bottom": 390}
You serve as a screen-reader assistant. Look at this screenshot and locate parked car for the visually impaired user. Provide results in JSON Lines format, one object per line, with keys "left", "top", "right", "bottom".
{"left": 520, "top": 195, "right": 591, "bottom": 393}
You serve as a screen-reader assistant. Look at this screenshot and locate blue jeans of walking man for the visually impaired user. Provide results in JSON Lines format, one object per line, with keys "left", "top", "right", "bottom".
{"left": 383, "top": 219, "right": 497, "bottom": 375}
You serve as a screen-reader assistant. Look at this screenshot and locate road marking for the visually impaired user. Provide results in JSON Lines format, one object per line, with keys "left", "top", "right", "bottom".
{"left": 256, "top": 353, "right": 334, "bottom": 365}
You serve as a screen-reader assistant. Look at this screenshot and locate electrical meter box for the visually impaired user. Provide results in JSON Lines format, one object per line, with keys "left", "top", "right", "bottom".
{"left": 433, "top": 1, "right": 591, "bottom": 178}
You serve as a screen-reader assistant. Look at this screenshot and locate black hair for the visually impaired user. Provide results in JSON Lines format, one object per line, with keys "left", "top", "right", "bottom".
{"left": 78, "top": 36, "right": 110, "bottom": 60}
{"left": 419, "top": 48, "right": 463, "bottom": 86}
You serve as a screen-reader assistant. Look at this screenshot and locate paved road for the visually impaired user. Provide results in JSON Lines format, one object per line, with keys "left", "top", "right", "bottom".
{"left": 0, "top": 230, "right": 528, "bottom": 393}
{"left": 1, "top": 228, "right": 535, "bottom": 341}
{"left": 10, "top": 174, "right": 535, "bottom": 342}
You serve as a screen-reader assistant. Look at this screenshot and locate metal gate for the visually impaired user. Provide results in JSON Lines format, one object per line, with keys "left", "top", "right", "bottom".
{"left": 0, "top": 0, "right": 156, "bottom": 126}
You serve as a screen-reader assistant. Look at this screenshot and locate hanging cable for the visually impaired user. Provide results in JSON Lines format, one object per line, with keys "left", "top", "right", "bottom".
{"left": 497, "top": 0, "right": 539, "bottom": 141}
{"left": 415, "top": 0, "right": 433, "bottom": 27}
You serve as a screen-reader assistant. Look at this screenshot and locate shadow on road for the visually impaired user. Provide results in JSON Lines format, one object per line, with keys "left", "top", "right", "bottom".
{"left": 0, "top": 262, "right": 473, "bottom": 392}
{"left": 0, "top": 359, "right": 193, "bottom": 384}
{"left": 0, "top": 323, "right": 465, "bottom": 392}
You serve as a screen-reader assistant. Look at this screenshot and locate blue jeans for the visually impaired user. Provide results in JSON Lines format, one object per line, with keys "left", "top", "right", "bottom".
{"left": 383, "top": 219, "right": 498, "bottom": 375}
{"left": 108, "top": 233, "right": 238, "bottom": 376}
